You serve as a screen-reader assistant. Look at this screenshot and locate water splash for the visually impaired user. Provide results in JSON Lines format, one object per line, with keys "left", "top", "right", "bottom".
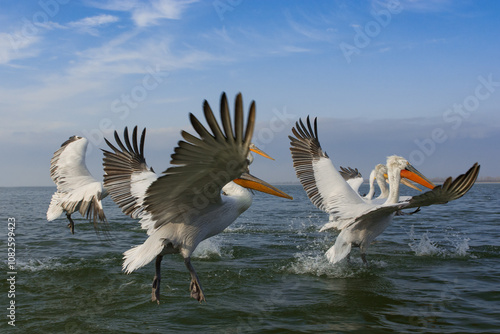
{"left": 192, "top": 238, "right": 231, "bottom": 259}
{"left": 407, "top": 225, "right": 471, "bottom": 258}
{"left": 450, "top": 235, "right": 471, "bottom": 257}
{"left": 284, "top": 252, "right": 381, "bottom": 278}
{"left": 408, "top": 231, "right": 443, "bottom": 256}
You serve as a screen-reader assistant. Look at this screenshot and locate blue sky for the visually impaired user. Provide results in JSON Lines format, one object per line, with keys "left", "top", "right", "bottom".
{"left": 1, "top": 0, "right": 499, "bottom": 186}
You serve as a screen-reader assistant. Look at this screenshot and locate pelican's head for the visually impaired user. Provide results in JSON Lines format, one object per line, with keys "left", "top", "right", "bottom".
{"left": 247, "top": 143, "right": 274, "bottom": 165}
{"left": 386, "top": 155, "right": 435, "bottom": 190}
{"left": 377, "top": 162, "right": 423, "bottom": 191}
{"left": 234, "top": 145, "right": 293, "bottom": 200}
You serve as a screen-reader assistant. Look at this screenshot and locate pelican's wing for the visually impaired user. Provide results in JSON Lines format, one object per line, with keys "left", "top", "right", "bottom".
{"left": 400, "top": 162, "right": 480, "bottom": 209}
{"left": 350, "top": 163, "right": 480, "bottom": 230}
{"left": 47, "top": 136, "right": 106, "bottom": 226}
{"left": 144, "top": 92, "right": 255, "bottom": 229}
{"left": 102, "top": 126, "right": 157, "bottom": 219}
{"left": 289, "top": 117, "right": 365, "bottom": 215}
{"left": 340, "top": 166, "right": 364, "bottom": 194}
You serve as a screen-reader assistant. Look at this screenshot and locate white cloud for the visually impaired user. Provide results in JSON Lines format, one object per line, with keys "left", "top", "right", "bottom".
{"left": 372, "top": 0, "right": 453, "bottom": 13}
{"left": 68, "top": 14, "right": 119, "bottom": 36}
{"left": 88, "top": 0, "right": 198, "bottom": 27}
{"left": 68, "top": 14, "right": 118, "bottom": 28}
{"left": 0, "top": 31, "right": 39, "bottom": 64}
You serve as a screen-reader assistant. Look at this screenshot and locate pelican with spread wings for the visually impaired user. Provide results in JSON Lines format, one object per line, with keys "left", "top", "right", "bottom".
{"left": 47, "top": 136, "right": 108, "bottom": 234}
{"left": 289, "top": 116, "right": 479, "bottom": 264}
{"left": 103, "top": 93, "right": 292, "bottom": 302}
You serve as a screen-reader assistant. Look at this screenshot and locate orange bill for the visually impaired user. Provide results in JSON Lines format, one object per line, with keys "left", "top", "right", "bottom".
{"left": 400, "top": 164, "right": 435, "bottom": 190}
{"left": 383, "top": 172, "right": 422, "bottom": 191}
{"left": 233, "top": 172, "right": 293, "bottom": 199}
{"left": 249, "top": 144, "right": 274, "bottom": 160}
{"left": 400, "top": 178, "right": 422, "bottom": 192}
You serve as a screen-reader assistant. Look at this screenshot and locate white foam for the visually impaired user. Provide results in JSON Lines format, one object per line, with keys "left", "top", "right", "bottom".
{"left": 409, "top": 231, "right": 443, "bottom": 256}
{"left": 407, "top": 225, "right": 471, "bottom": 258}
{"left": 192, "top": 238, "right": 230, "bottom": 259}
{"left": 284, "top": 251, "right": 381, "bottom": 278}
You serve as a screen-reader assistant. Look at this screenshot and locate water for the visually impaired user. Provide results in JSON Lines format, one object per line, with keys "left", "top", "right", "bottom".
{"left": 1, "top": 184, "right": 499, "bottom": 333}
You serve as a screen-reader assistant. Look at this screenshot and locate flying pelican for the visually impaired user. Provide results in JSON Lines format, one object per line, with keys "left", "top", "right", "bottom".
{"left": 102, "top": 92, "right": 293, "bottom": 303}
{"left": 47, "top": 136, "right": 108, "bottom": 234}
{"left": 289, "top": 116, "right": 480, "bottom": 264}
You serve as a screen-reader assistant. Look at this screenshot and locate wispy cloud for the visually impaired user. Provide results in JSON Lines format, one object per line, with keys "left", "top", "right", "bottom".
{"left": 88, "top": 0, "right": 198, "bottom": 27}
{"left": 0, "top": 31, "right": 39, "bottom": 65}
{"left": 67, "top": 14, "right": 119, "bottom": 36}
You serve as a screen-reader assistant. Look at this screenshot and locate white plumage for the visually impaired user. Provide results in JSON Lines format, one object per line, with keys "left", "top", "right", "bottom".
{"left": 102, "top": 93, "right": 292, "bottom": 303}
{"left": 289, "top": 116, "right": 480, "bottom": 264}
{"left": 47, "top": 136, "right": 107, "bottom": 234}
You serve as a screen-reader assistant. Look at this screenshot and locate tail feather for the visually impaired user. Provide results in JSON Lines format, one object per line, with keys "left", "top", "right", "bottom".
{"left": 325, "top": 230, "right": 352, "bottom": 264}
{"left": 123, "top": 229, "right": 167, "bottom": 274}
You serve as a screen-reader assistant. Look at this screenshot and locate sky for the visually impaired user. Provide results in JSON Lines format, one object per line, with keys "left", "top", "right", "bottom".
{"left": 0, "top": 0, "right": 499, "bottom": 186}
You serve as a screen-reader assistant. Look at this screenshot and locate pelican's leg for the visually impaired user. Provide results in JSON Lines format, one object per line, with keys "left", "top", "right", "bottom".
{"left": 152, "top": 255, "right": 163, "bottom": 304}
{"left": 360, "top": 253, "right": 368, "bottom": 264}
{"left": 184, "top": 257, "right": 205, "bottom": 302}
{"left": 66, "top": 213, "right": 75, "bottom": 234}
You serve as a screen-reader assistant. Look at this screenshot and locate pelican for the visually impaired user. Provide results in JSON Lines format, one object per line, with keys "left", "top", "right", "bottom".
{"left": 339, "top": 165, "right": 420, "bottom": 202}
{"left": 289, "top": 117, "right": 480, "bottom": 264}
{"left": 47, "top": 136, "right": 108, "bottom": 234}
{"left": 102, "top": 92, "right": 293, "bottom": 303}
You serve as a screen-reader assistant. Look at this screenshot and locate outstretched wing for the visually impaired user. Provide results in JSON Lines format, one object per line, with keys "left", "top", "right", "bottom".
{"left": 350, "top": 163, "right": 480, "bottom": 230}
{"left": 289, "top": 116, "right": 365, "bottom": 215}
{"left": 144, "top": 92, "right": 255, "bottom": 229}
{"left": 340, "top": 166, "right": 364, "bottom": 194}
{"left": 47, "top": 136, "right": 106, "bottom": 228}
{"left": 401, "top": 162, "right": 480, "bottom": 209}
{"left": 102, "top": 126, "right": 157, "bottom": 219}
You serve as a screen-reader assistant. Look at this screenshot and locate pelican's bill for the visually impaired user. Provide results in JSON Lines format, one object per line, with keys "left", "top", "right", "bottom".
{"left": 401, "top": 164, "right": 435, "bottom": 190}
{"left": 400, "top": 178, "right": 422, "bottom": 192}
{"left": 234, "top": 172, "right": 293, "bottom": 199}
{"left": 249, "top": 144, "right": 274, "bottom": 160}
{"left": 383, "top": 172, "right": 423, "bottom": 191}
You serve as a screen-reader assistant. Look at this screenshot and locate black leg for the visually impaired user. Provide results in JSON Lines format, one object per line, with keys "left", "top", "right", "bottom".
{"left": 66, "top": 213, "right": 75, "bottom": 234}
{"left": 152, "top": 255, "right": 163, "bottom": 304}
{"left": 184, "top": 257, "right": 205, "bottom": 302}
{"left": 361, "top": 253, "right": 368, "bottom": 264}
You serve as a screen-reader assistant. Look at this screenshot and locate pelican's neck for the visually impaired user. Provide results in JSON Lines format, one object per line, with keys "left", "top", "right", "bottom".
{"left": 376, "top": 172, "right": 389, "bottom": 199}
{"left": 385, "top": 168, "right": 401, "bottom": 205}
{"left": 221, "top": 181, "right": 253, "bottom": 214}
{"left": 365, "top": 170, "right": 376, "bottom": 200}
